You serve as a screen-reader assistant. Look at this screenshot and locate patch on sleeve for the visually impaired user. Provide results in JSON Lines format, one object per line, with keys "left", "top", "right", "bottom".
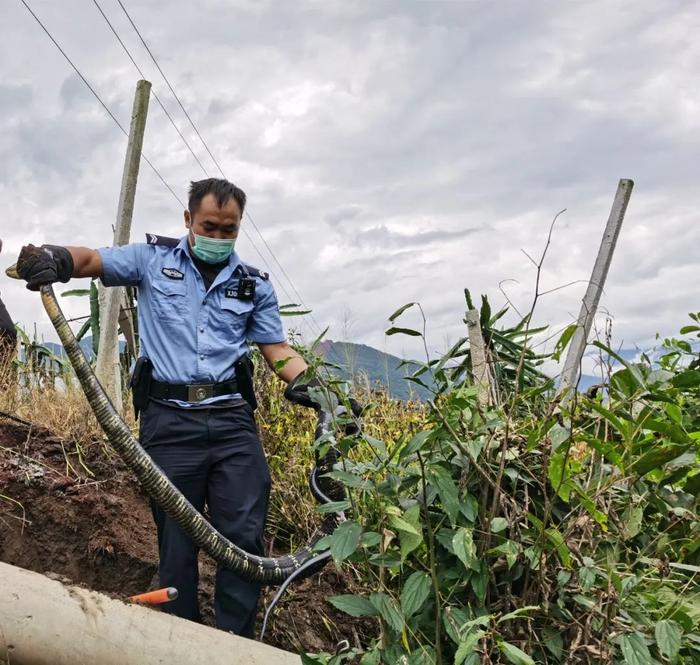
{"left": 161, "top": 267, "right": 184, "bottom": 280}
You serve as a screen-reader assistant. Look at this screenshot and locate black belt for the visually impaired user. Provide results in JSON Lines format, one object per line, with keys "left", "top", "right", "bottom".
{"left": 149, "top": 378, "right": 239, "bottom": 402}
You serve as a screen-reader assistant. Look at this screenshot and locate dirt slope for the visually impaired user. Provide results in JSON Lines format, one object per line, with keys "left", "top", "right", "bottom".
{"left": 0, "top": 418, "right": 372, "bottom": 655}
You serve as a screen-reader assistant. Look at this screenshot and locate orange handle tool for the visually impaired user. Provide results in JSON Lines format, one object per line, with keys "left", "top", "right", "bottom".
{"left": 128, "top": 587, "right": 178, "bottom": 605}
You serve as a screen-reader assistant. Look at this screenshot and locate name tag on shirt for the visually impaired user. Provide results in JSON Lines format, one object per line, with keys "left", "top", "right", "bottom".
{"left": 162, "top": 267, "right": 184, "bottom": 280}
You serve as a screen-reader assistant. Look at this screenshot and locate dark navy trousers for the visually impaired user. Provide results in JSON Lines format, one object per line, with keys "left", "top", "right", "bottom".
{"left": 139, "top": 399, "right": 270, "bottom": 637}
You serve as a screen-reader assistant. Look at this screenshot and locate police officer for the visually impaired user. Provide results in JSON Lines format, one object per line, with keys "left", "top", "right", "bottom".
{"left": 15, "top": 178, "right": 333, "bottom": 637}
{"left": 0, "top": 240, "right": 17, "bottom": 371}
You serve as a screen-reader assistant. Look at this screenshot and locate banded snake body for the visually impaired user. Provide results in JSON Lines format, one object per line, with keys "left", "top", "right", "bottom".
{"left": 6, "top": 269, "right": 350, "bottom": 589}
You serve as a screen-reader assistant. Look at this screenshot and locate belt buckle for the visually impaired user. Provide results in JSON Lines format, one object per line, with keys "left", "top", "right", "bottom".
{"left": 187, "top": 384, "right": 214, "bottom": 402}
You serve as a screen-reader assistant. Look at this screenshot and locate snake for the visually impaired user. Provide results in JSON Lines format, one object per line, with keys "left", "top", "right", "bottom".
{"left": 6, "top": 266, "right": 349, "bottom": 590}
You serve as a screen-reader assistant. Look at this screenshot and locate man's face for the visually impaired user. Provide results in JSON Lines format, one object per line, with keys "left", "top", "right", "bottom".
{"left": 184, "top": 193, "right": 242, "bottom": 243}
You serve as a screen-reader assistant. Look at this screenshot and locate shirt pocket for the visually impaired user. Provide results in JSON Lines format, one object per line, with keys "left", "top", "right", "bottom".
{"left": 151, "top": 278, "right": 188, "bottom": 325}
{"left": 220, "top": 298, "right": 254, "bottom": 339}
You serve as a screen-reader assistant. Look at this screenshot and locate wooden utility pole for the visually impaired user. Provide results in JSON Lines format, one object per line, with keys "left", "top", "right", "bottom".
{"left": 95, "top": 79, "right": 151, "bottom": 411}
{"left": 558, "top": 178, "right": 634, "bottom": 404}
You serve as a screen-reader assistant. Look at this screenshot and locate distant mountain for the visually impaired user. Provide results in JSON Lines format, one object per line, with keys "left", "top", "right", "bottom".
{"left": 37, "top": 337, "right": 659, "bottom": 401}
{"left": 316, "top": 343, "right": 631, "bottom": 399}
{"left": 42, "top": 338, "right": 113, "bottom": 361}
{"left": 38, "top": 337, "right": 431, "bottom": 400}
{"left": 32, "top": 339, "right": 85, "bottom": 359}
{"left": 317, "top": 340, "right": 434, "bottom": 401}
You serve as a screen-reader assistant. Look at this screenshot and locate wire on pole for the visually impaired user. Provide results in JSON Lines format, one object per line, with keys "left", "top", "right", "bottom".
{"left": 18, "top": 0, "right": 185, "bottom": 210}
{"left": 115, "top": 0, "right": 323, "bottom": 336}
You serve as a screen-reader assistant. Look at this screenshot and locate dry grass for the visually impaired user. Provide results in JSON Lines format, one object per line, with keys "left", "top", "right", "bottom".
{"left": 0, "top": 352, "right": 139, "bottom": 478}
{"left": 1, "top": 347, "right": 427, "bottom": 542}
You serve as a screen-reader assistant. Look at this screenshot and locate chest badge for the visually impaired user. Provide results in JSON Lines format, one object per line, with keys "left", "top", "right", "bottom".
{"left": 162, "top": 267, "right": 184, "bottom": 280}
{"left": 224, "top": 279, "right": 255, "bottom": 301}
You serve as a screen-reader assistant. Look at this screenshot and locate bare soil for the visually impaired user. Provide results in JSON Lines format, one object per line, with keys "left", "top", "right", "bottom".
{"left": 0, "top": 417, "right": 374, "bottom": 656}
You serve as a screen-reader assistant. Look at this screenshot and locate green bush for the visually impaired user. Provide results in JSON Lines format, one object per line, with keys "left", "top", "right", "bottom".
{"left": 306, "top": 306, "right": 700, "bottom": 665}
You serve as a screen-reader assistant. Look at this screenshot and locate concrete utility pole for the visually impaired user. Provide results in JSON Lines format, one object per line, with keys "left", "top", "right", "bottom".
{"left": 465, "top": 309, "right": 492, "bottom": 407}
{"left": 95, "top": 79, "right": 151, "bottom": 411}
{"left": 0, "top": 561, "right": 301, "bottom": 665}
{"left": 558, "top": 178, "right": 634, "bottom": 403}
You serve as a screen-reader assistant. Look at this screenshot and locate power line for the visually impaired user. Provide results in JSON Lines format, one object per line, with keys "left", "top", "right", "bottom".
{"left": 93, "top": 0, "right": 302, "bottom": 322}
{"left": 116, "top": 0, "right": 322, "bottom": 335}
{"left": 116, "top": 0, "right": 228, "bottom": 178}
{"left": 244, "top": 208, "right": 326, "bottom": 334}
{"left": 115, "top": 0, "right": 324, "bottom": 336}
{"left": 91, "top": 0, "right": 209, "bottom": 179}
{"left": 18, "top": 0, "right": 185, "bottom": 210}
{"left": 20, "top": 0, "right": 303, "bottom": 331}
{"left": 21, "top": 0, "right": 322, "bottom": 338}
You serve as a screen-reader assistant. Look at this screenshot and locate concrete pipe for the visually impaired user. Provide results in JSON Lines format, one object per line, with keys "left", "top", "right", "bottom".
{"left": 0, "top": 562, "right": 300, "bottom": 665}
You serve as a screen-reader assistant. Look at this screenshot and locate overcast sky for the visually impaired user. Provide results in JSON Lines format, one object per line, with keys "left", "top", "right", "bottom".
{"left": 1, "top": 0, "right": 698, "bottom": 375}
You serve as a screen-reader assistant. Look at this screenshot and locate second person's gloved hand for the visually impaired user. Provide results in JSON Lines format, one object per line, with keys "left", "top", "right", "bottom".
{"left": 16, "top": 244, "right": 74, "bottom": 291}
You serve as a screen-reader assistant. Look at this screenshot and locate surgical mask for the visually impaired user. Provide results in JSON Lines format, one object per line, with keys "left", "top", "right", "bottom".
{"left": 189, "top": 231, "right": 235, "bottom": 264}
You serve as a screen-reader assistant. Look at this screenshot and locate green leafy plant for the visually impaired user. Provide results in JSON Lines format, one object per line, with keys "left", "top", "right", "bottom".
{"left": 306, "top": 306, "right": 699, "bottom": 664}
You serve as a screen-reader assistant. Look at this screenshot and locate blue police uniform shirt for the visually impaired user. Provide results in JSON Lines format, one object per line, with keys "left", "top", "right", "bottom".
{"left": 98, "top": 235, "right": 285, "bottom": 405}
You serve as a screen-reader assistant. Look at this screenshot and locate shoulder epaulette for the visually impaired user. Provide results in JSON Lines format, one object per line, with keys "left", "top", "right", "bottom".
{"left": 145, "top": 233, "right": 179, "bottom": 247}
{"left": 245, "top": 263, "right": 270, "bottom": 279}
{"left": 239, "top": 263, "right": 270, "bottom": 280}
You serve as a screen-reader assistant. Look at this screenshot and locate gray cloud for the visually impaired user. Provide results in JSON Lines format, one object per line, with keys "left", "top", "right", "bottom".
{"left": 325, "top": 205, "right": 363, "bottom": 226}
{"left": 348, "top": 224, "right": 480, "bottom": 249}
{"left": 1, "top": 0, "right": 698, "bottom": 362}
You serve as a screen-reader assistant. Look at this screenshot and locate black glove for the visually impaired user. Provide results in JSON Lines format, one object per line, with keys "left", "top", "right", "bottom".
{"left": 284, "top": 373, "right": 325, "bottom": 410}
{"left": 16, "top": 244, "right": 74, "bottom": 291}
{"left": 284, "top": 372, "right": 363, "bottom": 416}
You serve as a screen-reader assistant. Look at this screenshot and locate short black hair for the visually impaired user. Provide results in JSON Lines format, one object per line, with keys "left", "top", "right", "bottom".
{"left": 188, "top": 178, "right": 247, "bottom": 217}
